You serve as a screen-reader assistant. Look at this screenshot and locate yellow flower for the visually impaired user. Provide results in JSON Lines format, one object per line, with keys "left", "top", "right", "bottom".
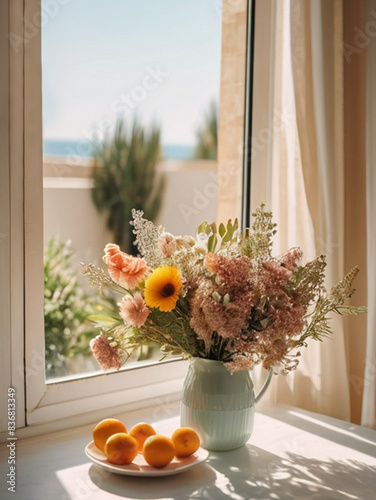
{"left": 144, "top": 266, "right": 182, "bottom": 312}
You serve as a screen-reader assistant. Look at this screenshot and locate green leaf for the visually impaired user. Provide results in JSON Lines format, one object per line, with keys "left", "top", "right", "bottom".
{"left": 196, "top": 221, "right": 209, "bottom": 235}
{"left": 222, "top": 230, "right": 234, "bottom": 243}
{"left": 208, "top": 234, "right": 218, "bottom": 253}
{"left": 88, "top": 314, "right": 120, "bottom": 328}
{"left": 218, "top": 223, "right": 226, "bottom": 238}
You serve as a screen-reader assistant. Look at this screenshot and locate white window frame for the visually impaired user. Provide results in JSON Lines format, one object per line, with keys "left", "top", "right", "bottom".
{"left": 0, "top": 0, "right": 27, "bottom": 436}
{"left": 1, "top": 0, "right": 264, "bottom": 439}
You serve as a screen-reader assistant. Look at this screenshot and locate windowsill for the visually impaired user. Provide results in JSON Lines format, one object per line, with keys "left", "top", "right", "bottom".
{"left": 1, "top": 403, "right": 375, "bottom": 499}
{"left": 18, "top": 358, "right": 189, "bottom": 435}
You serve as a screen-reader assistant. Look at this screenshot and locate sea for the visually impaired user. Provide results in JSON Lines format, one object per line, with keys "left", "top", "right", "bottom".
{"left": 43, "top": 139, "right": 194, "bottom": 161}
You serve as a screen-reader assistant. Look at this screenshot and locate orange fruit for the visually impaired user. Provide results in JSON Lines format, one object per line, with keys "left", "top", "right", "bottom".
{"left": 129, "top": 422, "right": 156, "bottom": 451}
{"left": 92, "top": 418, "right": 127, "bottom": 452}
{"left": 171, "top": 427, "right": 200, "bottom": 458}
{"left": 104, "top": 433, "right": 138, "bottom": 465}
{"left": 142, "top": 434, "right": 175, "bottom": 468}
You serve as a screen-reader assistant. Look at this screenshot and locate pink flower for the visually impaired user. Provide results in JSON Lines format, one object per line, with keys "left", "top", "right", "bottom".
{"left": 103, "top": 244, "right": 148, "bottom": 289}
{"left": 190, "top": 255, "right": 258, "bottom": 348}
{"left": 158, "top": 232, "right": 177, "bottom": 257}
{"left": 119, "top": 293, "right": 151, "bottom": 328}
{"left": 281, "top": 247, "right": 303, "bottom": 272}
{"left": 262, "top": 260, "right": 292, "bottom": 284}
{"left": 90, "top": 333, "right": 121, "bottom": 371}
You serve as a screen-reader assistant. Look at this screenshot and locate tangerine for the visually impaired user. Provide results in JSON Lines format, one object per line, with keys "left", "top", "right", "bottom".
{"left": 104, "top": 432, "right": 138, "bottom": 465}
{"left": 142, "top": 434, "right": 175, "bottom": 468}
{"left": 92, "top": 418, "right": 127, "bottom": 452}
{"left": 129, "top": 422, "right": 156, "bottom": 451}
{"left": 171, "top": 427, "right": 200, "bottom": 458}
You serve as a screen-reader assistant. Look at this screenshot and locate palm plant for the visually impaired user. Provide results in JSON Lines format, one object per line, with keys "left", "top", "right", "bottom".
{"left": 194, "top": 101, "right": 218, "bottom": 160}
{"left": 91, "top": 120, "right": 166, "bottom": 254}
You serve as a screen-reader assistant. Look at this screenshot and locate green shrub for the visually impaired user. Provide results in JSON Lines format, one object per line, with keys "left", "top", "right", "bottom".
{"left": 44, "top": 237, "right": 104, "bottom": 377}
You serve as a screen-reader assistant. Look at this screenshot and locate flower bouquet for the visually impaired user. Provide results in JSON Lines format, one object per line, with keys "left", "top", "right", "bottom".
{"left": 82, "top": 205, "right": 365, "bottom": 374}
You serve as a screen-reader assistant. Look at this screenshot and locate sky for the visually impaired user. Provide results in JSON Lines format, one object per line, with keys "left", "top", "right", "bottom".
{"left": 42, "top": 0, "right": 222, "bottom": 146}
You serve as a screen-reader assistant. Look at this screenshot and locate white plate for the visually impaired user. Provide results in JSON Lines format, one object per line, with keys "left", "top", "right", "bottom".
{"left": 85, "top": 441, "right": 209, "bottom": 477}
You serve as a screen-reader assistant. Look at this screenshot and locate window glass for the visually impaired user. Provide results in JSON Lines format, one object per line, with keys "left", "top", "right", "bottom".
{"left": 42, "top": 0, "right": 222, "bottom": 379}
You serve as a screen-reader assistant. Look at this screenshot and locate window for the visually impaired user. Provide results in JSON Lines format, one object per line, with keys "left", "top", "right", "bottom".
{"left": 1, "top": 0, "right": 256, "bottom": 436}
{"left": 41, "top": 0, "right": 223, "bottom": 380}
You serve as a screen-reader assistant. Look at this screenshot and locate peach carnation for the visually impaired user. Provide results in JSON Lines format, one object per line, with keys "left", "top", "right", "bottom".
{"left": 90, "top": 334, "right": 121, "bottom": 371}
{"left": 119, "top": 293, "right": 151, "bottom": 328}
{"left": 103, "top": 245, "right": 148, "bottom": 289}
{"left": 103, "top": 243, "right": 121, "bottom": 263}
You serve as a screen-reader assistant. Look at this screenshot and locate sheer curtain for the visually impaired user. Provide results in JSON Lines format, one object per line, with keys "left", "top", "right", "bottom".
{"left": 362, "top": 0, "right": 376, "bottom": 429}
{"left": 243, "top": 0, "right": 374, "bottom": 426}
{"left": 255, "top": 0, "right": 351, "bottom": 421}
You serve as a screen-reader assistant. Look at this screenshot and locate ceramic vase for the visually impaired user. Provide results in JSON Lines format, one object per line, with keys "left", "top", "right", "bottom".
{"left": 180, "top": 357, "right": 272, "bottom": 451}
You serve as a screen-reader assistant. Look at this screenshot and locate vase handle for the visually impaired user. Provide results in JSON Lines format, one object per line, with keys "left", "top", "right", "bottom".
{"left": 254, "top": 367, "right": 273, "bottom": 404}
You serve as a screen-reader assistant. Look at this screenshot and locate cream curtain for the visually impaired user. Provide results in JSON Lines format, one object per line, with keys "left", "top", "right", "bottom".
{"left": 362, "top": 0, "right": 376, "bottom": 429}
{"left": 230, "top": 0, "right": 374, "bottom": 425}
{"left": 255, "top": 0, "right": 351, "bottom": 421}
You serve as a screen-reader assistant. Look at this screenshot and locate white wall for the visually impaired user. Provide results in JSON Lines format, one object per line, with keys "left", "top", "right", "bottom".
{"left": 156, "top": 163, "right": 218, "bottom": 236}
{"left": 43, "top": 178, "right": 112, "bottom": 289}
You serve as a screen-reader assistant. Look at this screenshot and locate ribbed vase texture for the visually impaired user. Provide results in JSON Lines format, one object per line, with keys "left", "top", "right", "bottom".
{"left": 180, "top": 358, "right": 256, "bottom": 451}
